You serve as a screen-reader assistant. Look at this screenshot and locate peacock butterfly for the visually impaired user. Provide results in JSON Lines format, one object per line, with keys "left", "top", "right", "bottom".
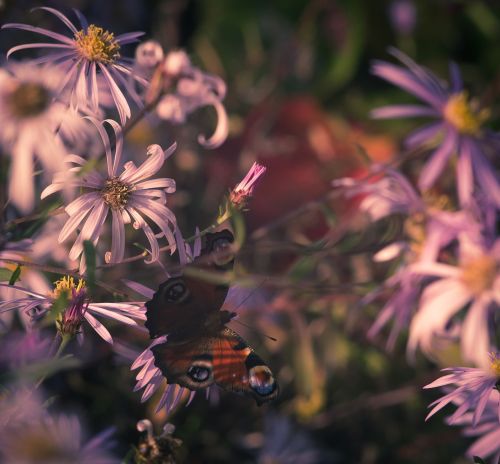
{"left": 145, "top": 229, "right": 278, "bottom": 405}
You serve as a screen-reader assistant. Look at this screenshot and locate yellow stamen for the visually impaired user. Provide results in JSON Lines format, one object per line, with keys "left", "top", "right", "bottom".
{"left": 489, "top": 353, "right": 500, "bottom": 377}
{"left": 101, "top": 177, "right": 133, "bottom": 210}
{"left": 443, "top": 92, "right": 490, "bottom": 135}
{"left": 51, "top": 275, "right": 86, "bottom": 299}
{"left": 74, "top": 24, "right": 120, "bottom": 64}
{"left": 404, "top": 212, "right": 426, "bottom": 257}
{"left": 461, "top": 255, "right": 497, "bottom": 295}
{"left": 8, "top": 82, "right": 51, "bottom": 118}
{"left": 422, "top": 190, "right": 454, "bottom": 212}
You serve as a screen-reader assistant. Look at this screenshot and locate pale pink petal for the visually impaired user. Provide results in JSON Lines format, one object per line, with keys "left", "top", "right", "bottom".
{"left": 98, "top": 63, "right": 131, "bottom": 124}
{"left": 2, "top": 23, "right": 75, "bottom": 45}
{"left": 84, "top": 312, "right": 113, "bottom": 344}
{"left": 108, "top": 208, "right": 125, "bottom": 263}
{"left": 34, "top": 7, "right": 78, "bottom": 33}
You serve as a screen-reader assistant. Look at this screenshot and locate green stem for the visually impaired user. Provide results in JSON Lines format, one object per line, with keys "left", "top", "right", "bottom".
{"left": 34, "top": 334, "right": 71, "bottom": 389}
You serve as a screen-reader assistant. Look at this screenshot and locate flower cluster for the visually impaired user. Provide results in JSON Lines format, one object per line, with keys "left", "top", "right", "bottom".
{"left": 334, "top": 48, "right": 499, "bottom": 461}
{"left": 0, "top": 4, "right": 237, "bottom": 456}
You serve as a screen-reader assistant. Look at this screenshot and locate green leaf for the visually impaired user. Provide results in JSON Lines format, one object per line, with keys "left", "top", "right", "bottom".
{"left": 48, "top": 291, "right": 69, "bottom": 323}
{"left": 0, "top": 267, "right": 14, "bottom": 281}
{"left": 473, "top": 456, "right": 487, "bottom": 464}
{"left": 8, "top": 265, "right": 21, "bottom": 285}
{"left": 83, "top": 240, "right": 96, "bottom": 293}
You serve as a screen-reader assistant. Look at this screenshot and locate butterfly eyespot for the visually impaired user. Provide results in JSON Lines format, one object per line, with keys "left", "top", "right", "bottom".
{"left": 162, "top": 280, "right": 189, "bottom": 303}
{"left": 249, "top": 366, "right": 276, "bottom": 396}
{"left": 187, "top": 363, "right": 212, "bottom": 383}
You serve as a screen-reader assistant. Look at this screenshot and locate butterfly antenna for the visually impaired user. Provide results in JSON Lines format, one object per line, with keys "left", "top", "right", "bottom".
{"left": 228, "top": 278, "right": 278, "bottom": 341}
{"left": 230, "top": 278, "right": 267, "bottom": 312}
{"left": 232, "top": 319, "right": 278, "bottom": 342}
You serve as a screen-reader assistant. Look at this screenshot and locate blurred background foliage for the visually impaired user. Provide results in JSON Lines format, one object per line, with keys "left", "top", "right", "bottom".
{"left": 1, "top": 0, "right": 499, "bottom": 462}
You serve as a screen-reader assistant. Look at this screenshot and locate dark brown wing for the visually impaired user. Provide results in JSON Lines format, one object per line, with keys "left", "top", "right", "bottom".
{"left": 145, "top": 229, "right": 235, "bottom": 340}
{"left": 151, "top": 328, "right": 279, "bottom": 405}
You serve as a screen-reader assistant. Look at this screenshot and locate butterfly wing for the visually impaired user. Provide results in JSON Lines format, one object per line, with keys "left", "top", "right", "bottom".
{"left": 145, "top": 229, "right": 235, "bottom": 340}
{"left": 151, "top": 328, "right": 279, "bottom": 405}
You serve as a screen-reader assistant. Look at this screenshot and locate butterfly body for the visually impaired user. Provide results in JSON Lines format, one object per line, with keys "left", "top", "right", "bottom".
{"left": 145, "top": 230, "right": 278, "bottom": 405}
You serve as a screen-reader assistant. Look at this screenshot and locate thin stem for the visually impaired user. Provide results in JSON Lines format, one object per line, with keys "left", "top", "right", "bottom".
{"left": 34, "top": 333, "right": 71, "bottom": 389}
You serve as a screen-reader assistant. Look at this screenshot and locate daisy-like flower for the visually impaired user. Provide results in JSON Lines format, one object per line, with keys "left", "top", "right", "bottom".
{"left": 3, "top": 6, "right": 146, "bottom": 124}
{"left": 0, "top": 62, "right": 85, "bottom": 213}
{"left": 333, "top": 166, "right": 473, "bottom": 263}
{"left": 424, "top": 352, "right": 500, "bottom": 426}
{"left": 0, "top": 389, "right": 119, "bottom": 464}
{"left": 137, "top": 42, "right": 228, "bottom": 149}
{"left": 217, "top": 162, "right": 267, "bottom": 225}
{"left": 229, "top": 162, "right": 267, "bottom": 209}
{"left": 408, "top": 233, "right": 500, "bottom": 367}
{"left": 41, "top": 119, "right": 178, "bottom": 272}
{"left": 372, "top": 48, "right": 500, "bottom": 208}
{"left": 131, "top": 337, "right": 197, "bottom": 417}
{"left": 126, "top": 283, "right": 197, "bottom": 415}
{"left": 0, "top": 275, "right": 145, "bottom": 344}
{"left": 334, "top": 167, "right": 474, "bottom": 351}
{"left": 449, "top": 391, "right": 500, "bottom": 463}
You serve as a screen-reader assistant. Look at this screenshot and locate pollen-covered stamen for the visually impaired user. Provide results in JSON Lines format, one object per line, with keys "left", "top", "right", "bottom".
{"left": 443, "top": 92, "right": 490, "bottom": 135}
{"left": 51, "top": 276, "right": 88, "bottom": 337}
{"left": 8, "top": 82, "right": 51, "bottom": 118}
{"left": 461, "top": 255, "right": 497, "bottom": 296}
{"left": 422, "top": 190, "right": 453, "bottom": 212}
{"left": 101, "top": 177, "right": 133, "bottom": 210}
{"left": 74, "top": 24, "right": 120, "bottom": 64}
{"left": 489, "top": 352, "right": 500, "bottom": 378}
{"left": 404, "top": 212, "right": 426, "bottom": 257}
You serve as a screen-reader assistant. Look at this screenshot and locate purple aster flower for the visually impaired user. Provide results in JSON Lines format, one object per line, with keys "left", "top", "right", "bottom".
{"left": 0, "top": 330, "right": 51, "bottom": 368}
{"left": 131, "top": 337, "right": 197, "bottom": 416}
{"left": 424, "top": 352, "right": 500, "bottom": 426}
{"left": 254, "top": 412, "right": 332, "bottom": 464}
{"left": 41, "top": 119, "right": 178, "bottom": 272}
{"left": 0, "top": 276, "right": 145, "bottom": 344}
{"left": 334, "top": 167, "right": 476, "bottom": 351}
{"left": 229, "top": 162, "right": 267, "bottom": 208}
{"left": 372, "top": 48, "right": 500, "bottom": 208}
{"left": 3, "top": 6, "right": 146, "bottom": 124}
{"left": 450, "top": 391, "right": 500, "bottom": 463}
{"left": 0, "top": 389, "right": 119, "bottom": 463}
{"left": 126, "top": 279, "right": 198, "bottom": 415}
{"left": 408, "top": 233, "right": 500, "bottom": 366}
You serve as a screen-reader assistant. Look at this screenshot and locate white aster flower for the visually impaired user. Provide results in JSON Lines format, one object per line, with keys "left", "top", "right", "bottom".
{"left": 0, "top": 276, "right": 145, "bottom": 344}
{"left": 135, "top": 42, "right": 228, "bottom": 148}
{"left": 0, "top": 62, "right": 85, "bottom": 213}
{"left": 3, "top": 6, "right": 146, "bottom": 124}
{"left": 408, "top": 233, "right": 500, "bottom": 367}
{"left": 42, "top": 119, "right": 178, "bottom": 272}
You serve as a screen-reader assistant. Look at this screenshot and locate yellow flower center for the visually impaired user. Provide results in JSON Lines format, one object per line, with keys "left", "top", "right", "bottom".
{"left": 404, "top": 212, "right": 426, "bottom": 257}
{"left": 461, "top": 255, "right": 497, "bottom": 295}
{"left": 74, "top": 24, "right": 120, "bottom": 64}
{"left": 443, "top": 92, "right": 489, "bottom": 135}
{"left": 8, "top": 82, "right": 51, "bottom": 118}
{"left": 101, "top": 177, "right": 133, "bottom": 210}
{"left": 422, "top": 190, "right": 454, "bottom": 212}
{"left": 490, "top": 353, "right": 500, "bottom": 377}
{"left": 51, "top": 275, "right": 86, "bottom": 299}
